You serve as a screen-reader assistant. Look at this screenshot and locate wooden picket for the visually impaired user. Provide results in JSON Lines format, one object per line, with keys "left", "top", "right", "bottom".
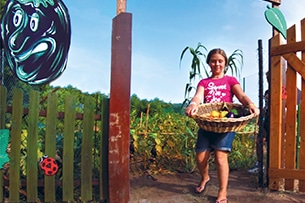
{"left": 268, "top": 18, "right": 305, "bottom": 192}
{"left": 0, "top": 86, "right": 7, "bottom": 201}
{"left": 0, "top": 85, "right": 109, "bottom": 202}
{"left": 45, "top": 92, "right": 57, "bottom": 202}
{"left": 9, "top": 88, "right": 23, "bottom": 202}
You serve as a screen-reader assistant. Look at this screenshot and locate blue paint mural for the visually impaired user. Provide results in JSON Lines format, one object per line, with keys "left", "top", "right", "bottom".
{"left": 1, "top": 0, "right": 71, "bottom": 84}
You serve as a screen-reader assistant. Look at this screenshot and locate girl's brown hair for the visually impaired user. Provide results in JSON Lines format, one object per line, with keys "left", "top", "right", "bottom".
{"left": 206, "top": 48, "right": 228, "bottom": 66}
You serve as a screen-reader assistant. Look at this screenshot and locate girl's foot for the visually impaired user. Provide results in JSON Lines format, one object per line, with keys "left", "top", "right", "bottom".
{"left": 195, "top": 178, "right": 210, "bottom": 193}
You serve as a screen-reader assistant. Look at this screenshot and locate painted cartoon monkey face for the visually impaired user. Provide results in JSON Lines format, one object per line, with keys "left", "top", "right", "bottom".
{"left": 1, "top": 0, "right": 71, "bottom": 84}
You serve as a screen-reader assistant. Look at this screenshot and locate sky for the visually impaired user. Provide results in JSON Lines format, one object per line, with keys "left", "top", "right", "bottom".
{"left": 50, "top": 0, "right": 305, "bottom": 105}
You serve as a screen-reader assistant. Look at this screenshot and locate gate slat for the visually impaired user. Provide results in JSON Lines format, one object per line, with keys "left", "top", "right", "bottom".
{"left": 299, "top": 18, "right": 305, "bottom": 192}
{"left": 63, "top": 95, "right": 76, "bottom": 201}
{"left": 100, "top": 98, "right": 109, "bottom": 201}
{"left": 300, "top": 81, "right": 305, "bottom": 192}
{"left": 269, "top": 34, "right": 284, "bottom": 191}
{"left": 9, "top": 88, "right": 23, "bottom": 202}
{"left": 81, "top": 96, "right": 95, "bottom": 201}
{"left": 45, "top": 92, "right": 58, "bottom": 202}
{"left": 285, "top": 24, "right": 298, "bottom": 191}
{"left": 0, "top": 86, "right": 7, "bottom": 202}
{"left": 27, "top": 90, "right": 40, "bottom": 202}
{"left": 0, "top": 86, "right": 6, "bottom": 134}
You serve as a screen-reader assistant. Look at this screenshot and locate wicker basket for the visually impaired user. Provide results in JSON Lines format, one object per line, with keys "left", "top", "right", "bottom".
{"left": 192, "top": 102, "right": 255, "bottom": 133}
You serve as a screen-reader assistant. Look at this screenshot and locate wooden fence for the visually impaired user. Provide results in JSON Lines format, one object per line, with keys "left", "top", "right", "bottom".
{"left": 268, "top": 18, "right": 305, "bottom": 192}
{"left": 0, "top": 85, "right": 109, "bottom": 202}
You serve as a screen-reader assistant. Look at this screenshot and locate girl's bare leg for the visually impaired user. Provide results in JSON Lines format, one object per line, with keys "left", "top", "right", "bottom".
{"left": 196, "top": 150, "right": 211, "bottom": 188}
{"left": 214, "top": 150, "right": 229, "bottom": 201}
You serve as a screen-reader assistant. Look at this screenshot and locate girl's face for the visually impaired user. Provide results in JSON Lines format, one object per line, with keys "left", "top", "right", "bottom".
{"left": 209, "top": 53, "right": 226, "bottom": 75}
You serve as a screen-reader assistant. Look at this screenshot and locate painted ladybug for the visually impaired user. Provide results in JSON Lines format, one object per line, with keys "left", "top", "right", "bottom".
{"left": 40, "top": 155, "right": 58, "bottom": 176}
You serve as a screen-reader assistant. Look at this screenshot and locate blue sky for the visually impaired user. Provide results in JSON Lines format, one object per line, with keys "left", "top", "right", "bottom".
{"left": 51, "top": 0, "right": 305, "bottom": 105}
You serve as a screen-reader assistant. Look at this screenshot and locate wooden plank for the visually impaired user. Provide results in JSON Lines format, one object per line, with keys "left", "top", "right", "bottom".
{"left": 269, "top": 34, "right": 283, "bottom": 191}
{"left": 269, "top": 168, "right": 305, "bottom": 180}
{"left": 44, "top": 92, "right": 58, "bottom": 202}
{"left": 5, "top": 106, "right": 101, "bottom": 120}
{"left": 26, "top": 90, "right": 39, "bottom": 202}
{"left": 81, "top": 96, "right": 95, "bottom": 201}
{"left": 63, "top": 95, "right": 76, "bottom": 201}
{"left": 100, "top": 98, "right": 109, "bottom": 201}
{"left": 284, "top": 25, "right": 297, "bottom": 191}
{"left": 270, "top": 41, "right": 305, "bottom": 56}
{"left": 0, "top": 86, "right": 6, "bottom": 202}
{"left": 9, "top": 88, "right": 23, "bottom": 202}
{"left": 299, "top": 18, "right": 305, "bottom": 192}
{"left": 4, "top": 178, "right": 100, "bottom": 187}
{"left": 282, "top": 53, "right": 305, "bottom": 80}
{"left": 300, "top": 81, "right": 305, "bottom": 191}
{"left": 108, "top": 12, "right": 132, "bottom": 203}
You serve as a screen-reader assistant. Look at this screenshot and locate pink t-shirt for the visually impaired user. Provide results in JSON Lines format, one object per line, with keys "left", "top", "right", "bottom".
{"left": 197, "top": 75, "right": 239, "bottom": 103}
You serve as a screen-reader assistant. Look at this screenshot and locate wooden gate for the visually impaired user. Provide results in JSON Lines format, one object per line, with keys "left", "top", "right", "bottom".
{"left": 0, "top": 85, "right": 109, "bottom": 202}
{"left": 269, "top": 18, "right": 305, "bottom": 192}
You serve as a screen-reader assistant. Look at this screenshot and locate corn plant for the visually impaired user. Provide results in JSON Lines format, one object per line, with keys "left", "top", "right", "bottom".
{"left": 179, "top": 42, "right": 243, "bottom": 106}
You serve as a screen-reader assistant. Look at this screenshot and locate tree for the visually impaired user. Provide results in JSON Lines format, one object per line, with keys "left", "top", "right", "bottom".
{"left": 130, "top": 94, "right": 180, "bottom": 118}
{"left": 0, "top": 0, "right": 6, "bottom": 15}
{"left": 179, "top": 42, "right": 243, "bottom": 106}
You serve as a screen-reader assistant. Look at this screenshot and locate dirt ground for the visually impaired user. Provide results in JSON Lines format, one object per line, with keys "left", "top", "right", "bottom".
{"left": 130, "top": 170, "right": 305, "bottom": 203}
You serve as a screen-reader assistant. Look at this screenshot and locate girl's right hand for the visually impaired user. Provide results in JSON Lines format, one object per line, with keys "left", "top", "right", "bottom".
{"left": 185, "top": 103, "right": 198, "bottom": 117}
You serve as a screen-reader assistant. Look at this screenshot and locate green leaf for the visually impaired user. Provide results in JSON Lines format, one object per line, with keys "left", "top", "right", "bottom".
{"left": 149, "top": 133, "right": 158, "bottom": 138}
{"left": 264, "top": 6, "right": 287, "bottom": 39}
{"left": 186, "top": 126, "right": 195, "bottom": 138}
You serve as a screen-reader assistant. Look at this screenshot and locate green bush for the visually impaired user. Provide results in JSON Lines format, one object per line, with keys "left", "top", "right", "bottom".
{"left": 130, "top": 107, "right": 258, "bottom": 174}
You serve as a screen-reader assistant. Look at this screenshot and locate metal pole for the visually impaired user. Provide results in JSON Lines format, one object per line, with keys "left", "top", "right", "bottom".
{"left": 257, "top": 39, "right": 265, "bottom": 187}
{"left": 243, "top": 77, "right": 245, "bottom": 92}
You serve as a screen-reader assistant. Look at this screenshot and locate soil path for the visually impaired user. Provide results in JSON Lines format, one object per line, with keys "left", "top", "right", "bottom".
{"left": 130, "top": 170, "right": 305, "bottom": 203}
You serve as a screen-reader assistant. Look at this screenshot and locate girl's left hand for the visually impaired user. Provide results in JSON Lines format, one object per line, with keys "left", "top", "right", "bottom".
{"left": 248, "top": 104, "right": 260, "bottom": 116}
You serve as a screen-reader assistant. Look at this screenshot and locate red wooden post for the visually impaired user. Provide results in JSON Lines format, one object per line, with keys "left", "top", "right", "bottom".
{"left": 108, "top": 11, "right": 132, "bottom": 203}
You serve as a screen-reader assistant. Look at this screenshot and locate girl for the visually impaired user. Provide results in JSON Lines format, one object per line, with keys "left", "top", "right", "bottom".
{"left": 185, "top": 48, "right": 260, "bottom": 203}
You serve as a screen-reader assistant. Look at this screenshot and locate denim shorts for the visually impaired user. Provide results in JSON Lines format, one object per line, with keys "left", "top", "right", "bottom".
{"left": 195, "top": 128, "right": 236, "bottom": 152}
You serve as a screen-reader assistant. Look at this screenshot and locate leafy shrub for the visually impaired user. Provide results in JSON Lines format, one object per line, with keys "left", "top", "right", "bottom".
{"left": 130, "top": 105, "right": 258, "bottom": 174}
